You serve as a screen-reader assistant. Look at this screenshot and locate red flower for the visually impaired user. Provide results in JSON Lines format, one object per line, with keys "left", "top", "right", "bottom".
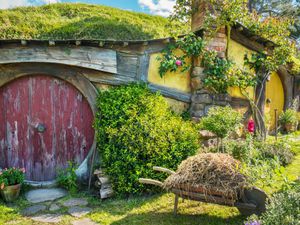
{"left": 248, "top": 119, "right": 255, "bottom": 133}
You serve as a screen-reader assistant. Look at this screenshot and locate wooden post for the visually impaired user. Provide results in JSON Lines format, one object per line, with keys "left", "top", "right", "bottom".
{"left": 275, "top": 109, "right": 278, "bottom": 141}
{"left": 174, "top": 194, "right": 179, "bottom": 215}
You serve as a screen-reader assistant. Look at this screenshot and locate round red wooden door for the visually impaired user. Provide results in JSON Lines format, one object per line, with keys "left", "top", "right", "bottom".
{"left": 0, "top": 75, "right": 95, "bottom": 181}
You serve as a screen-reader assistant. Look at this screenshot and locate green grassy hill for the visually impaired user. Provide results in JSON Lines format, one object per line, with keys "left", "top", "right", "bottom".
{"left": 0, "top": 3, "right": 185, "bottom": 40}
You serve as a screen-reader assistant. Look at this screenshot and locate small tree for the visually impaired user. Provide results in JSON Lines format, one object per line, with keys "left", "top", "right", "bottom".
{"left": 199, "top": 106, "right": 242, "bottom": 149}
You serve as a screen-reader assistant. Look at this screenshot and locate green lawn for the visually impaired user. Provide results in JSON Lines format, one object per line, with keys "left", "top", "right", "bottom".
{"left": 0, "top": 193, "right": 246, "bottom": 225}
{"left": 0, "top": 132, "right": 299, "bottom": 225}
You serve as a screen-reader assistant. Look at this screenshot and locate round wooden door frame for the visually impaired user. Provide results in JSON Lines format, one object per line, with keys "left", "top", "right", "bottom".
{"left": 0, "top": 63, "right": 98, "bottom": 186}
{"left": 277, "top": 67, "right": 295, "bottom": 110}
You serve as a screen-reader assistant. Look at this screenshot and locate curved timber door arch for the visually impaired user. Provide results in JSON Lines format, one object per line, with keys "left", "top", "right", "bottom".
{"left": 0, "top": 75, "right": 95, "bottom": 181}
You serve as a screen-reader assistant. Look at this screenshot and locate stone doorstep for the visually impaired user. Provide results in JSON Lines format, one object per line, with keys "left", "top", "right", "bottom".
{"left": 25, "top": 188, "right": 68, "bottom": 203}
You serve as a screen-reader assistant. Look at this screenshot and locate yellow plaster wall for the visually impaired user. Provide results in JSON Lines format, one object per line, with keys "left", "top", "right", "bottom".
{"left": 227, "top": 40, "right": 284, "bottom": 128}
{"left": 227, "top": 40, "right": 255, "bottom": 99}
{"left": 265, "top": 72, "right": 285, "bottom": 129}
{"left": 148, "top": 51, "right": 191, "bottom": 93}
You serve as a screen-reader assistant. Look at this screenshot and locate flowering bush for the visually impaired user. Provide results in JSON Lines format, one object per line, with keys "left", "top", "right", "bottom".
{"left": 0, "top": 168, "right": 25, "bottom": 189}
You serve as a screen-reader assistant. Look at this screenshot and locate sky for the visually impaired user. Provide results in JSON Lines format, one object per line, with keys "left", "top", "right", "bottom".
{"left": 0, "top": 0, "right": 176, "bottom": 17}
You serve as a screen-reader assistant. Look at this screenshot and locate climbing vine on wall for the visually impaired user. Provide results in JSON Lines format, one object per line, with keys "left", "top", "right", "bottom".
{"left": 157, "top": 33, "right": 205, "bottom": 78}
{"left": 157, "top": 35, "right": 257, "bottom": 94}
{"left": 158, "top": 0, "right": 299, "bottom": 139}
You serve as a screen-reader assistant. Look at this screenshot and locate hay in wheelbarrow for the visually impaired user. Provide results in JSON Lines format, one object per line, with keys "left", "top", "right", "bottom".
{"left": 163, "top": 153, "right": 248, "bottom": 202}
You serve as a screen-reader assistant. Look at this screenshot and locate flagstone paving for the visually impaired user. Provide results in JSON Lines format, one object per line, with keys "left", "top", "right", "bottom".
{"left": 68, "top": 206, "right": 92, "bottom": 218}
{"left": 21, "top": 204, "right": 47, "bottom": 216}
{"left": 62, "top": 198, "right": 88, "bottom": 207}
{"left": 25, "top": 188, "right": 68, "bottom": 203}
{"left": 30, "top": 214, "right": 63, "bottom": 223}
{"left": 22, "top": 189, "right": 96, "bottom": 223}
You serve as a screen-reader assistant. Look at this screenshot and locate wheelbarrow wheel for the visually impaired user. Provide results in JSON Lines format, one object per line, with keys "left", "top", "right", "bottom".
{"left": 237, "top": 187, "right": 267, "bottom": 216}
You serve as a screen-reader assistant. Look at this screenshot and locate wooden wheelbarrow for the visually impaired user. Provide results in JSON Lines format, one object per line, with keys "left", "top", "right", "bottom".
{"left": 139, "top": 166, "right": 267, "bottom": 216}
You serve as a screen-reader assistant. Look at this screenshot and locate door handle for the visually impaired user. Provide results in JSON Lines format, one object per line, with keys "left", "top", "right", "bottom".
{"left": 36, "top": 123, "right": 46, "bottom": 133}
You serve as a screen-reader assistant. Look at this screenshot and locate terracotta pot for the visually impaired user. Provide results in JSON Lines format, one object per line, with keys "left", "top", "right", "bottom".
{"left": 0, "top": 184, "right": 21, "bottom": 202}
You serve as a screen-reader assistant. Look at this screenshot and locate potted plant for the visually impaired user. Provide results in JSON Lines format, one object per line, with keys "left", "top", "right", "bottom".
{"left": 0, "top": 167, "right": 25, "bottom": 202}
{"left": 279, "top": 109, "right": 298, "bottom": 133}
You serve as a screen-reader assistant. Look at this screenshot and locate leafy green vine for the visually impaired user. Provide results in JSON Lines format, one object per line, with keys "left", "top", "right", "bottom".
{"left": 157, "top": 33, "right": 205, "bottom": 78}
{"left": 158, "top": 0, "right": 299, "bottom": 139}
{"left": 157, "top": 35, "right": 257, "bottom": 94}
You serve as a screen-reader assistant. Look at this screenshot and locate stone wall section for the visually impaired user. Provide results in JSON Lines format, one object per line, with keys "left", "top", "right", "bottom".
{"left": 190, "top": 0, "right": 230, "bottom": 120}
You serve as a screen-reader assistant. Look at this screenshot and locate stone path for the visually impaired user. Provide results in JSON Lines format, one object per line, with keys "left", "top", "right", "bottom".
{"left": 49, "top": 203, "right": 61, "bottom": 212}
{"left": 72, "top": 218, "right": 98, "bottom": 225}
{"left": 25, "top": 188, "right": 68, "bottom": 203}
{"left": 31, "top": 214, "right": 62, "bottom": 223}
{"left": 21, "top": 204, "right": 47, "bottom": 216}
{"left": 68, "top": 206, "right": 92, "bottom": 218}
{"left": 62, "top": 198, "right": 88, "bottom": 207}
{"left": 22, "top": 189, "right": 97, "bottom": 224}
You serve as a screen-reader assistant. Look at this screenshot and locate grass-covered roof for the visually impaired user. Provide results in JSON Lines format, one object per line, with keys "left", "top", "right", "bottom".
{"left": 0, "top": 3, "right": 184, "bottom": 41}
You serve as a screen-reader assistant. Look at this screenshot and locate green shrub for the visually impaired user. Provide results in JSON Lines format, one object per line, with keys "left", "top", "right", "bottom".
{"left": 255, "top": 139, "right": 294, "bottom": 166}
{"left": 242, "top": 156, "right": 282, "bottom": 189}
{"left": 57, "top": 161, "right": 78, "bottom": 194}
{"left": 279, "top": 109, "right": 298, "bottom": 132}
{"left": 213, "top": 135, "right": 294, "bottom": 166}
{"left": 219, "top": 136, "right": 253, "bottom": 161}
{"left": 199, "top": 106, "right": 242, "bottom": 139}
{"left": 246, "top": 187, "right": 300, "bottom": 225}
{"left": 94, "top": 83, "right": 199, "bottom": 196}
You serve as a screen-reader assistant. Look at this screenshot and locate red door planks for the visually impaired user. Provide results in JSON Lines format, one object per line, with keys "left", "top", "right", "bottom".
{"left": 0, "top": 75, "right": 94, "bottom": 181}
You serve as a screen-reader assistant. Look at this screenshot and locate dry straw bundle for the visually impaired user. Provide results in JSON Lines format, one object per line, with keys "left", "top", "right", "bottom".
{"left": 163, "top": 153, "right": 248, "bottom": 201}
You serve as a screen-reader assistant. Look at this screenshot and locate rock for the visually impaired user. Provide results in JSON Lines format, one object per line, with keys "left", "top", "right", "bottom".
{"left": 199, "top": 130, "right": 217, "bottom": 140}
{"left": 21, "top": 204, "right": 47, "bottom": 216}
{"left": 191, "top": 110, "right": 205, "bottom": 118}
{"left": 25, "top": 188, "right": 68, "bottom": 203}
{"left": 191, "top": 77, "right": 203, "bottom": 91}
{"left": 62, "top": 198, "right": 88, "bottom": 207}
{"left": 30, "top": 214, "right": 62, "bottom": 223}
{"left": 72, "top": 218, "right": 98, "bottom": 225}
{"left": 192, "top": 67, "right": 204, "bottom": 77}
{"left": 68, "top": 206, "right": 92, "bottom": 218}
{"left": 204, "top": 105, "right": 214, "bottom": 115}
{"left": 202, "top": 138, "right": 218, "bottom": 148}
{"left": 190, "top": 103, "right": 205, "bottom": 112}
{"left": 49, "top": 203, "right": 60, "bottom": 211}
{"left": 192, "top": 93, "right": 213, "bottom": 104}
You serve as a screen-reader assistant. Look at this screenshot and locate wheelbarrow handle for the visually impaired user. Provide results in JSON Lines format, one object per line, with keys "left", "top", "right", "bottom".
{"left": 139, "top": 178, "right": 163, "bottom": 187}
{"left": 153, "top": 166, "right": 176, "bottom": 175}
